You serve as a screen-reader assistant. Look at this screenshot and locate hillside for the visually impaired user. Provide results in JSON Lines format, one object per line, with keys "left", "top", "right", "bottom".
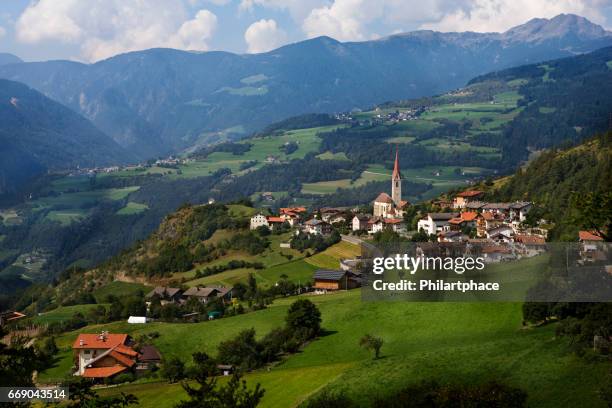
{"left": 489, "top": 133, "right": 612, "bottom": 240}
{"left": 0, "top": 79, "right": 133, "bottom": 195}
{"left": 0, "top": 14, "right": 609, "bottom": 156}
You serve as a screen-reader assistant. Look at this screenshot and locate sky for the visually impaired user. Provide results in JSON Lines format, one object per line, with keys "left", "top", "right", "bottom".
{"left": 1, "top": 0, "right": 611, "bottom": 63}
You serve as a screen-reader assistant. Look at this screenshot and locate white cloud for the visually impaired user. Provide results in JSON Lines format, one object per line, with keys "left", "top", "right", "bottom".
{"left": 244, "top": 18, "right": 287, "bottom": 53}
{"left": 421, "top": 0, "right": 607, "bottom": 32}
{"left": 299, "top": 0, "right": 608, "bottom": 41}
{"left": 15, "top": 0, "right": 218, "bottom": 62}
{"left": 0, "top": 26, "right": 5, "bottom": 39}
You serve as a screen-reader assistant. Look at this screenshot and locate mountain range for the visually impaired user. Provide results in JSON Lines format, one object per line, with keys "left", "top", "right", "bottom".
{"left": 0, "top": 79, "right": 132, "bottom": 195}
{"left": 0, "top": 14, "right": 610, "bottom": 159}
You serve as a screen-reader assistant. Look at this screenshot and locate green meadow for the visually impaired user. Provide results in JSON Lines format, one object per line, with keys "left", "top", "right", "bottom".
{"left": 43, "top": 290, "right": 608, "bottom": 407}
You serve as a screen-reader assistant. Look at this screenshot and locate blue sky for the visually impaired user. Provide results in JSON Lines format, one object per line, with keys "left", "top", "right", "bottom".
{"left": 1, "top": 0, "right": 611, "bottom": 62}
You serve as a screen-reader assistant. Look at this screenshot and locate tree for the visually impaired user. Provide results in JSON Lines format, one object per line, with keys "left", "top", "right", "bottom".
{"left": 571, "top": 191, "right": 612, "bottom": 241}
{"left": 217, "top": 328, "right": 263, "bottom": 370}
{"left": 161, "top": 356, "right": 186, "bottom": 383}
{"left": 359, "top": 334, "right": 384, "bottom": 359}
{"left": 285, "top": 299, "right": 321, "bottom": 340}
{"left": 176, "top": 353, "right": 264, "bottom": 408}
{"left": 65, "top": 377, "right": 139, "bottom": 407}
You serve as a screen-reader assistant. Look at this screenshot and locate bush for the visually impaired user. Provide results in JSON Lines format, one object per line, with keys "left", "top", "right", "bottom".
{"left": 112, "top": 372, "right": 135, "bottom": 384}
{"left": 301, "top": 389, "right": 356, "bottom": 408}
{"left": 286, "top": 299, "right": 322, "bottom": 340}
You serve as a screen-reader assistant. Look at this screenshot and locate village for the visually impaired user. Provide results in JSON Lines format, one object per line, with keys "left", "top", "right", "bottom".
{"left": 1, "top": 149, "right": 608, "bottom": 385}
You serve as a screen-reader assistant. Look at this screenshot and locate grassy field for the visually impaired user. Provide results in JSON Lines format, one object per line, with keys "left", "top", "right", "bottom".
{"left": 116, "top": 202, "right": 149, "bottom": 215}
{"left": 92, "top": 281, "right": 151, "bottom": 303}
{"left": 305, "top": 241, "right": 361, "bottom": 269}
{"left": 43, "top": 289, "right": 609, "bottom": 407}
{"left": 31, "top": 304, "right": 110, "bottom": 325}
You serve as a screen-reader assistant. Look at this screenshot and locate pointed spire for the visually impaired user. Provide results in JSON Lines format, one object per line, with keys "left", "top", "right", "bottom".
{"left": 392, "top": 146, "right": 401, "bottom": 180}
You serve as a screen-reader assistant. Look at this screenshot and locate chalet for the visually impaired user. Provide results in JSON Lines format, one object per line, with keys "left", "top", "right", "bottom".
{"left": 465, "top": 201, "right": 487, "bottom": 211}
{"left": 183, "top": 287, "right": 221, "bottom": 303}
{"left": 367, "top": 217, "right": 384, "bottom": 234}
{"left": 313, "top": 270, "right": 361, "bottom": 292}
{"left": 73, "top": 333, "right": 138, "bottom": 379}
{"left": 183, "top": 286, "right": 233, "bottom": 303}
{"left": 481, "top": 246, "right": 513, "bottom": 263}
{"left": 303, "top": 219, "right": 332, "bottom": 235}
{"left": 417, "top": 213, "right": 459, "bottom": 235}
{"left": 146, "top": 287, "right": 182, "bottom": 304}
{"left": 509, "top": 202, "right": 533, "bottom": 222}
{"left": 515, "top": 235, "right": 547, "bottom": 251}
{"left": 352, "top": 214, "right": 370, "bottom": 231}
{"left": 453, "top": 191, "right": 484, "bottom": 209}
{"left": 579, "top": 230, "right": 604, "bottom": 250}
{"left": 137, "top": 345, "right": 161, "bottom": 371}
{"left": 486, "top": 225, "right": 515, "bottom": 243}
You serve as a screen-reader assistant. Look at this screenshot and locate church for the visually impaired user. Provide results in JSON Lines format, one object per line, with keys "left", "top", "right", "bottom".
{"left": 373, "top": 149, "right": 409, "bottom": 218}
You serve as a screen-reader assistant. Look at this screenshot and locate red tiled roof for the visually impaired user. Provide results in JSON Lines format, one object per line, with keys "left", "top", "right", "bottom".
{"left": 398, "top": 200, "right": 410, "bottom": 208}
{"left": 280, "top": 207, "right": 307, "bottom": 214}
{"left": 73, "top": 334, "right": 128, "bottom": 349}
{"left": 82, "top": 366, "right": 127, "bottom": 378}
{"left": 109, "top": 350, "right": 136, "bottom": 367}
{"left": 266, "top": 216, "right": 284, "bottom": 223}
{"left": 515, "top": 235, "right": 546, "bottom": 244}
{"left": 374, "top": 193, "right": 393, "bottom": 204}
{"left": 579, "top": 231, "right": 604, "bottom": 241}
{"left": 482, "top": 212, "right": 495, "bottom": 221}
{"left": 456, "top": 190, "right": 483, "bottom": 198}
{"left": 384, "top": 218, "right": 404, "bottom": 224}
{"left": 460, "top": 211, "right": 478, "bottom": 221}
{"left": 449, "top": 218, "right": 464, "bottom": 225}
{"left": 114, "top": 344, "right": 138, "bottom": 357}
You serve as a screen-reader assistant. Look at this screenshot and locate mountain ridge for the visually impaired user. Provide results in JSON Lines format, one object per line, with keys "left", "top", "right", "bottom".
{"left": 0, "top": 14, "right": 610, "bottom": 158}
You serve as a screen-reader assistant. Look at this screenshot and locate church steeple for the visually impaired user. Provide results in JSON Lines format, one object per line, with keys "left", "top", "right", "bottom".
{"left": 391, "top": 147, "right": 401, "bottom": 206}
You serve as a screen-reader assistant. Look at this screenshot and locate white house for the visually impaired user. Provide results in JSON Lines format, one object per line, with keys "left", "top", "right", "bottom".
{"left": 417, "top": 213, "right": 458, "bottom": 235}
{"left": 352, "top": 214, "right": 370, "bottom": 231}
{"left": 250, "top": 214, "right": 269, "bottom": 230}
{"left": 304, "top": 219, "right": 332, "bottom": 235}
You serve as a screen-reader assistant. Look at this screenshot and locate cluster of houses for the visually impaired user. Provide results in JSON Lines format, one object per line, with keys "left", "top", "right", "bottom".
{"left": 250, "top": 207, "right": 341, "bottom": 236}
{"left": 415, "top": 190, "right": 540, "bottom": 244}
{"left": 146, "top": 285, "right": 233, "bottom": 305}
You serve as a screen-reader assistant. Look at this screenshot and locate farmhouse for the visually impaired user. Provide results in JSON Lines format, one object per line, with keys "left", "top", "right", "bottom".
{"left": 313, "top": 270, "right": 361, "bottom": 292}
{"left": 146, "top": 287, "right": 182, "bottom": 304}
{"left": 250, "top": 213, "right": 269, "bottom": 230}
{"left": 303, "top": 219, "right": 332, "bottom": 235}
{"left": 352, "top": 214, "right": 371, "bottom": 231}
{"left": 73, "top": 332, "right": 138, "bottom": 379}
{"left": 183, "top": 286, "right": 233, "bottom": 303}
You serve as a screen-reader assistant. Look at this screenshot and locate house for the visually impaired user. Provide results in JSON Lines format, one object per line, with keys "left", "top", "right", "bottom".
{"left": 384, "top": 218, "right": 407, "bottom": 234}
{"left": 73, "top": 333, "right": 138, "bottom": 379}
{"left": 183, "top": 286, "right": 233, "bottom": 303}
{"left": 438, "top": 230, "right": 466, "bottom": 242}
{"left": 448, "top": 211, "right": 478, "bottom": 231}
{"left": 509, "top": 202, "right": 533, "bottom": 222}
{"left": 417, "top": 213, "right": 459, "bottom": 235}
{"left": 515, "top": 235, "right": 547, "bottom": 251}
{"left": 266, "top": 216, "right": 285, "bottom": 230}
{"left": 146, "top": 287, "right": 182, "bottom": 304}
{"left": 579, "top": 230, "right": 604, "bottom": 250}
{"left": 453, "top": 191, "right": 484, "bottom": 209}
{"left": 183, "top": 287, "right": 221, "bottom": 303}
{"left": 250, "top": 213, "right": 269, "bottom": 230}
{"left": 303, "top": 219, "right": 332, "bottom": 235}
{"left": 313, "top": 270, "right": 361, "bottom": 292}
{"left": 367, "top": 217, "right": 384, "bottom": 234}
{"left": 352, "top": 214, "right": 370, "bottom": 231}
{"left": 137, "top": 345, "right": 161, "bottom": 371}
{"left": 486, "top": 225, "right": 515, "bottom": 242}
{"left": 481, "top": 246, "right": 513, "bottom": 263}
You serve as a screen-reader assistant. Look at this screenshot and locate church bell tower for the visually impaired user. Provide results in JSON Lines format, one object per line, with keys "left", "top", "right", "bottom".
{"left": 391, "top": 148, "right": 401, "bottom": 206}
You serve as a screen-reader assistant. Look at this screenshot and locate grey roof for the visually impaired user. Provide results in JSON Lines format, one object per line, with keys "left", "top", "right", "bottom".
{"left": 429, "top": 213, "right": 459, "bottom": 221}
{"left": 314, "top": 270, "right": 347, "bottom": 281}
{"left": 509, "top": 201, "right": 532, "bottom": 209}
{"left": 305, "top": 219, "right": 325, "bottom": 226}
{"left": 465, "top": 201, "right": 486, "bottom": 209}
{"left": 146, "top": 287, "right": 182, "bottom": 298}
{"left": 483, "top": 203, "right": 511, "bottom": 210}
{"left": 183, "top": 287, "right": 219, "bottom": 297}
